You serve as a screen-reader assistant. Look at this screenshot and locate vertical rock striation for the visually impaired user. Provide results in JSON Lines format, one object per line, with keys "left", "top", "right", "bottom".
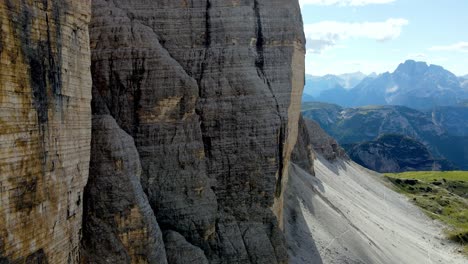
{"left": 87, "top": 0, "right": 305, "bottom": 263}
{"left": 81, "top": 115, "right": 167, "bottom": 264}
{"left": 0, "top": 0, "right": 91, "bottom": 263}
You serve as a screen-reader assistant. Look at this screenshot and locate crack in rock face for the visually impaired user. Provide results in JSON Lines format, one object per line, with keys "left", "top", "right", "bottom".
{"left": 0, "top": 0, "right": 305, "bottom": 263}
{"left": 0, "top": 0, "right": 92, "bottom": 262}
{"left": 86, "top": 0, "right": 305, "bottom": 263}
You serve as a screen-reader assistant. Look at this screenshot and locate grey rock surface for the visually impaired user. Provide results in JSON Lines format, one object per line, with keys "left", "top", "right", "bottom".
{"left": 304, "top": 119, "right": 347, "bottom": 161}
{"left": 293, "top": 116, "right": 347, "bottom": 170}
{"left": 82, "top": 115, "right": 167, "bottom": 264}
{"left": 89, "top": 0, "right": 305, "bottom": 263}
{"left": 164, "top": 231, "right": 209, "bottom": 264}
{"left": 291, "top": 116, "right": 316, "bottom": 175}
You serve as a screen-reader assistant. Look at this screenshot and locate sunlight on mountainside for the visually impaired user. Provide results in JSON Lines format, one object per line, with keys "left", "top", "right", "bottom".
{"left": 385, "top": 171, "right": 468, "bottom": 255}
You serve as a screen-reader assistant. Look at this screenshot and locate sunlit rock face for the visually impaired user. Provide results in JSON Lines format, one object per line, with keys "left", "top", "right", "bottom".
{"left": 87, "top": 0, "right": 305, "bottom": 263}
{"left": 0, "top": 0, "right": 92, "bottom": 262}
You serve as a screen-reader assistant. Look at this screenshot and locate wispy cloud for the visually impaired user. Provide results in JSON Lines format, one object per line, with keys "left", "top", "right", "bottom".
{"left": 428, "top": 42, "right": 468, "bottom": 53}
{"left": 407, "top": 53, "right": 428, "bottom": 60}
{"left": 299, "top": 0, "right": 396, "bottom": 7}
{"left": 304, "top": 19, "right": 409, "bottom": 54}
{"left": 305, "top": 58, "right": 397, "bottom": 75}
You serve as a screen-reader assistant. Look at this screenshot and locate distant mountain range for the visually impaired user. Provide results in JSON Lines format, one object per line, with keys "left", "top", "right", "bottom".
{"left": 303, "top": 72, "right": 367, "bottom": 97}
{"left": 303, "top": 60, "right": 468, "bottom": 110}
{"left": 301, "top": 102, "right": 468, "bottom": 170}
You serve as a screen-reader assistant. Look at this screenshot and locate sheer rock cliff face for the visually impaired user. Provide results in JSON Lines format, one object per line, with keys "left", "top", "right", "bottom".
{"left": 0, "top": 0, "right": 92, "bottom": 263}
{"left": 81, "top": 115, "right": 167, "bottom": 263}
{"left": 0, "top": 0, "right": 304, "bottom": 263}
{"left": 86, "top": 0, "right": 305, "bottom": 263}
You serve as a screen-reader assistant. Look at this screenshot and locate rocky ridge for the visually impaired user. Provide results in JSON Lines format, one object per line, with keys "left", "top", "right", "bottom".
{"left": 347, "top": 134, "right": 455, "bottom": 173}
{"left": 292, "top": 116, "right": 347, "bottom": 175}
{"left": 302, "top": 102, "right": 468, "bottom": 170}
{"left": 310, "top": 60, "right": 468, "bottom": 109}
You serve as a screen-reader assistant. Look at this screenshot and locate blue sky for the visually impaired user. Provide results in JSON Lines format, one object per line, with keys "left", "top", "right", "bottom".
{"left": 300, "top": 0, "right": 468, "bottom": 76}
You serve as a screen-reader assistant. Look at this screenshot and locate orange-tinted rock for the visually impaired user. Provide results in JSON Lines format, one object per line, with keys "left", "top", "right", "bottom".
{"left": 0, "top": 1, "right": 91, "bottom": 262}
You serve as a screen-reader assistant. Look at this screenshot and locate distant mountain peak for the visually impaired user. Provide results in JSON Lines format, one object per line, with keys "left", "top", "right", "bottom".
{"left": 394, "top": 60, "right": 429, "bottom": 75}
{"left": 307, "top": 60, "right": 468, "bottom": 109}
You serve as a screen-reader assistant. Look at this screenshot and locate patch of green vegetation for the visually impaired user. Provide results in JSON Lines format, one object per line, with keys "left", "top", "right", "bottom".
{"left": 359, "top": 105, "right": 385, "bottom": 110}
{"left": 386, "top": 171, "right": 468, "bottom": 182}
{"left": 385, "top": 171, "right": 468, "bottom": 255}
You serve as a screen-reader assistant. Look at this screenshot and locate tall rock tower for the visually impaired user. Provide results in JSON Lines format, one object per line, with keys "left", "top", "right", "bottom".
{"left": 85, "top": 0, "right": 305, "bottom": 263}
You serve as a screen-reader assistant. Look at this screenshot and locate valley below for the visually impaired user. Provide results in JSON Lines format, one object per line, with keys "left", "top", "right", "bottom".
{"left": 301, "top": 102, "right": 468, "bottom": 171}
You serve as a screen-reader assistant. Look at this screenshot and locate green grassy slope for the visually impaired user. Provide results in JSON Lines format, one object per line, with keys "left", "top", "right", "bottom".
{"left": 385, "top": 171, "right": 468, "bottom": 255}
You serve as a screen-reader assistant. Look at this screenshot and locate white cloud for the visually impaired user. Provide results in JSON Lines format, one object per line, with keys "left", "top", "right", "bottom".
{"left": 407, "top": 53, "right": 428, "bottom": 60}
{"left": 305, "top": 57, "right": 397, "bottom": 75}
{"left": 299, "top": 0, "right": 396, "bottom": 7}
{"left": 304, "top": 19, "right": 409, "bottom": 53}
{"left": 428, "top": 42, "right": 468, "bottom": 53}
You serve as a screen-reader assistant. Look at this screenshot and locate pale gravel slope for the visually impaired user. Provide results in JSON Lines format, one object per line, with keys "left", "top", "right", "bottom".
{"left": 285, "top": 157, "right": 466, "bottom": 264}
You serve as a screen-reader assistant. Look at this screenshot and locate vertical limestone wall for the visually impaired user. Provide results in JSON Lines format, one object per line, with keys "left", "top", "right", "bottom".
{"left": 88, "top": 0, "right": 305, "bottom": 263}
{"left": 0, "top": 1, "right": 91, "bottom": 262}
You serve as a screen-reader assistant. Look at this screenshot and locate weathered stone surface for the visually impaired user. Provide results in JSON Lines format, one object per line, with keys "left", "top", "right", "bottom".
{"left": 0, "top": 1, "right": 91, "bottom": 262}
{"left": 89, "top": 0, "right": 305, "bottom": 263}
{"left": 81, "top": 115, "right": 167, "bottom": 264}
{"left": 292, "top": 116, "right": 347, "bottom": 173}
{"left": 304, "top": 118, "right": 347, "bottom": 161}
{"left": 90, "top": 0, "right": 218, "bottom": 257}
{"left": 291, "top": 116, "right": 316, "bottom": 175}
{"left": 164, "top": 231, "right": 208, "bottom": 264}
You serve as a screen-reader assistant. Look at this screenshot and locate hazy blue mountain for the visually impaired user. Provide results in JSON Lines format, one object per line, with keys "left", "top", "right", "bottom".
{"left": 460, "top": 78, "right": 468, "bottom": 90}
{"left": 431, "top": 106, "right": 468, "bottom": 136}
{"left": 316, "top": 87, "right": 354, "bottom": 106}
{"left": 337, "top": 72, "right": 367, "bottom": 89}
{"left": 312, "top": 60, "right": 468, "bottom": 109}
{"left": 459, "top": 100, "right": 468, "bottom": 107}
{"left": 353, "top": 60, "right": 468, "bottom": 109}
{"left": 301, "top": 102, "right": 468, "bottom": 169}
{"left": 302, "top": 93, "right": 315, "bottom": 102}
{"left": 303, "top": 74, "right": 345, "bottom": 97}
{"left": 303, "top": 72, "right": 367, "bottom": 100}
{"left": 301, "top": 102, "right": 343, "bottom": 129}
